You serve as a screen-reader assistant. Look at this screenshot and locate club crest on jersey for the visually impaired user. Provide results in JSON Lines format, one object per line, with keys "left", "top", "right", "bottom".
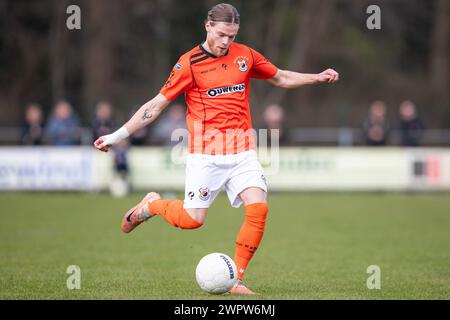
{"left": 198, "top": 188, "right": 210, "bottom": 201}
{"left": 206, "top": 83, "right": 245, "bottom": 97}
{"left": 234, "top": 56, "right": 249, "bottom": 72}
{"left": 175, "top": 63, "right": 182, "bottom": 70}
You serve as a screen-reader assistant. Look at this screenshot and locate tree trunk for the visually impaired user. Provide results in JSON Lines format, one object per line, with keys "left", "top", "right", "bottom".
{"left": 430, "top": 0, "right": 449, "bottom": 121}
{"left": 153, "top": 0, "right": 172, "bottom": 89}
{"left": 48, "top": 0, "right": 67, "bottom": 104}
{"left": 261, "top": 0, "right": 335, "bottom": 107}
{"left": 82, "top": 0, "right": 123, "bottom": 118}
{"left": 263, "top": 0, "right": 292, "bottom": 63}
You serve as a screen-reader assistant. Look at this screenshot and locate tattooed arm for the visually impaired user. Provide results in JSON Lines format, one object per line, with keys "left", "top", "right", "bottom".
{"left": 94, "top": 93, "right": 170, "bottom": 152}
{"left": 123, "top": 93, "right": 170, "bottom": 135}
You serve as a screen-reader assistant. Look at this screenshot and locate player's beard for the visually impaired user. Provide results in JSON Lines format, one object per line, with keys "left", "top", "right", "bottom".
{"left": 206, "top": 38, "right": 226, "bottom": 57}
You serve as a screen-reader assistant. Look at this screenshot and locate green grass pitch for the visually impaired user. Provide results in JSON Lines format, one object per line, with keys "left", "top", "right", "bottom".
{"left": 1, "top": 192, "right": 449, "bottom": 299}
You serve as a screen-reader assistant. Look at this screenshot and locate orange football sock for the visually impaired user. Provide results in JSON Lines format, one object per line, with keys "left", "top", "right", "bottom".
{"left": 234, "top": 202, "right": 269, "bottom": 280}
{"left": 149, "top": 199, "right": 203, "bottom": 229}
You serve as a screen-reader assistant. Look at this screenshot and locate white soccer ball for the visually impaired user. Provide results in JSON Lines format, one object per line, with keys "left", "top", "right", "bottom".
{"left": 195, "top": 253, "right": 238, "bottom": 294}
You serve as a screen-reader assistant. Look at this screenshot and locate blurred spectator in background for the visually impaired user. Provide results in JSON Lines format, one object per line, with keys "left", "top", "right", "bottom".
{"left": 151, "top": 103, "right": 186, "bottom": 146}
{"left": 92, "top": 100, "right": 115, "bottom": 142}
{"left": 109, "top": 138, "right": 131, "bottom": 198}
{"left": 363, "top": 100, "right": 390, "bottom": 146}
{"left": 91, "top": 100, "right": 130, "bottom": 197}
{"left": 398, "top": 100, "right": 424, "bottom": 147}
{"left": 45, "top": 100, "right": 81, "bottom": 145}
{"left": 21, "top": 103, "right": 45, "bottom": 145}
{"left": 263, "top": 104, "right": 289, "bottom": 146}
{"left": 113, "top": 140, "right": 129, "bottom": 175}
{"left": 92, "top": 100, "right": 129, "bottom": 172}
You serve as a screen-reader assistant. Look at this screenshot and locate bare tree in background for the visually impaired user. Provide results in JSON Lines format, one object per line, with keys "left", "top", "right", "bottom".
{"left": 247, "top": 0, "right": 291, "bottom": 119}
{"left": 82, "top": 0, "right": 124, "bottom": 118}
{"left": 48, "top": 0, "right": 68, "bottom": 104}
{"left": 430, "top": 0, "right": 449, "bottom": 123}
{"left": 263, "top": 0, "right": 292, "bottom": 64}
{"left": 0, "top": 2, "right": 49, "bottom": 124}
{"left": 153, "top": 0, "right": 172, "bottom": 90}
{"left": 251, "top": 0, "right": 336, "bottom": 125}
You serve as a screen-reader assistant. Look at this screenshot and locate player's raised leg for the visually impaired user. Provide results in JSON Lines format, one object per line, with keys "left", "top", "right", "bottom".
{"left": 230, "top": 187, "right": 268, "bottom": 295}
{"left": 150, "top": 201, "right": 207, "bottom": 229}
{"left": 121, "top": 192, "right": 161, "bottom": 233}
{"left": 121, "top": 192, "right": 207, "bottom": 233}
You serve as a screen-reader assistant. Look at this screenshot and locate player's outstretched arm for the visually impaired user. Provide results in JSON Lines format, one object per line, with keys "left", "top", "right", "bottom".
{"left": 267, "top": 68, "right": 339, "bottom": 88}
{"left": 94, "top": 93, "right": 170, "bottom": 152}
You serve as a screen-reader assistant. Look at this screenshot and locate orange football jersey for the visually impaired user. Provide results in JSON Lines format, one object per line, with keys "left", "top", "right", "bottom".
{"left": 160, "top": 42, "right": 278, "bottom": 154}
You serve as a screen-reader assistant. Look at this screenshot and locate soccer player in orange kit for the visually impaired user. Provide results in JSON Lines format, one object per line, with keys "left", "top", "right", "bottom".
{"left": 94, "top": 3, "right": 339, "bottom": 294}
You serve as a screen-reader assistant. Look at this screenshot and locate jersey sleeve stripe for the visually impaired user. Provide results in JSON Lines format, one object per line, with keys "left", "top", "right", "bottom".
{"left": 190, "top": 55, "right": 209, "bottom": 65}
{"left": 191, "top": 52, "right": 206, "bottom": 59}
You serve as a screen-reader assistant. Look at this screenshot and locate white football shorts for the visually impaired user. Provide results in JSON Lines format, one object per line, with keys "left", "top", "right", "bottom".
{"left": 183, "top": 150, "right": 268, "bottom": 209}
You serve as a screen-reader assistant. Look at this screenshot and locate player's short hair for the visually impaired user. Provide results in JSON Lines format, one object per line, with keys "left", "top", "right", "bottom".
{"left": 206, "top": 3, "right": 240, "bottom": 25}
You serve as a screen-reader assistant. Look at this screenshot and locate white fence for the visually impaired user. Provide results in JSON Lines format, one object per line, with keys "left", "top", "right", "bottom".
{"left": 1, "top": 146, "right": 450, "bottom": 192}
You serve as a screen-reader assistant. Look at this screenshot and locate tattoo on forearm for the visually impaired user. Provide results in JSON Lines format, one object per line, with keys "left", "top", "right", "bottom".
{"left": 142, "top": 109, "right": 152, "bottom": 121}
